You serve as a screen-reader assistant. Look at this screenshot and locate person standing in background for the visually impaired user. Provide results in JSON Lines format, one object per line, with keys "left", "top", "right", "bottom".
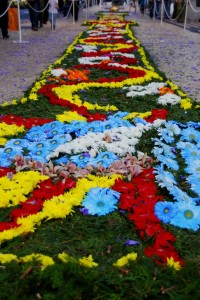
{"left": 0, "top": 0, "right": 9, "bottom": 39}
{"left": 49, "top": 0, "right": 58, "bottom": 30}
{"left": 39, "top": 0, "right": 44, "bottom": 27}
{"left": 27, "top": 0, "right": 40, "bottom": 31}
{"left": 69, "top": 0, "right": 79, "bottom": 22}
{"left": 43, "top": 0, "right": 49, "bottom": 24}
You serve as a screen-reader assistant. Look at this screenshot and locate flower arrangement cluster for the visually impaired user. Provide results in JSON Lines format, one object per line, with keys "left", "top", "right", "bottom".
{"left": 0, "top": 13, "right": 199, "bottom": 274}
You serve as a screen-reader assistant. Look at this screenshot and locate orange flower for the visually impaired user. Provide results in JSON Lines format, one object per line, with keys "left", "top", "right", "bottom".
{"left": 66, "top": 69, "right": 90, "bottom": 81}
{"left": 159, "top": 87, "right": 174, "bottom": 95}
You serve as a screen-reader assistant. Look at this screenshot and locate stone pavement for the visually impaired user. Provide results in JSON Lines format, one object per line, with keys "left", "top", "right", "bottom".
{"left": 0, "top": 4, "right": 199, "bottom": 105}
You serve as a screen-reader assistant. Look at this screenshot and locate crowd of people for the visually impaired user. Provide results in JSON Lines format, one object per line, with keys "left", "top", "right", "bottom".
{"left": 0, "top": 0, "right": 80, "bottom": 38}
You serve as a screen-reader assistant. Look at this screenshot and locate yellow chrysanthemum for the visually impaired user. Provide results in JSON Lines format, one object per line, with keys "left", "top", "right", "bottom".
{"left": 56, "top": 111, "right": 86, "bottom": 123}
{"left": 180, "top": 98, "right": 192, "bottom": 110}
{"left": 79, "top": 255, "right": 98, "bottom": 268}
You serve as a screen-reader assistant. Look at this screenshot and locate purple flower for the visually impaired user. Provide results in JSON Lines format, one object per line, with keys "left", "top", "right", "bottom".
{"left": 79, "top": 208, "right": 89, "bottom": 215}
{"left": 7, "top": 172, "right": 13, "bottom": 180}
{"left": 125, "top": 239, "right": 140, "bottom": 246}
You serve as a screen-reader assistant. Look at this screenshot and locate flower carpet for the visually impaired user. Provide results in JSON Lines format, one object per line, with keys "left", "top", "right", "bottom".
{"left": 0, "top": 12, "right": 199, "bottom": 299}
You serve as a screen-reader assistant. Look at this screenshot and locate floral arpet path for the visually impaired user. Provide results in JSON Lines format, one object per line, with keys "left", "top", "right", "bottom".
{"left": 0, "top": 13, "right": 199, "bottom": 271}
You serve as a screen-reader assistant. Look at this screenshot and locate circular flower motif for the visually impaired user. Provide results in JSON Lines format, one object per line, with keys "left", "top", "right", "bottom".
{"left": 81, "top": 187, "right": 120, "bottom": 216}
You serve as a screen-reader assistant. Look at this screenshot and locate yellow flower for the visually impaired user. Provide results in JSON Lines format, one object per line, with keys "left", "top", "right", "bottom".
{"left": 56, "top": 111, "right": 86, "bottom": 123}
{"left": 58, "top": 252, "right": 76, "bottom": 264}
{"left": 79, "top": 255, "right": 98, "bottom": 268}
{"left": 20, "top": 97, "right": 28, "bottom": 104}
{"left": 11, "top": 99, "right": 17, "bottom": 105}
{"left": 22, "top": 254, "right": 54, "bottom": 270}
{"left": 166, "top": 257, "right": 181, "bottom": 271}
{"left": 0, "top": 253, "right": 18, "bottom": 264}
{"left": 180, "top": 98, "right": 192, "bottom": 110}
{"left": 113, "top": 252, "right": 137, "bottom": 267}
{"left": 2, "top": 102, "right": 8, "bottom": 107}
{"left": 29, "top": 93, "right": 38, "bottom": 101}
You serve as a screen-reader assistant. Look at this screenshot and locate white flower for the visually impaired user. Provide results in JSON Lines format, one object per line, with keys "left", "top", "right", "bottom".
{"left": 51, "top": 68, "right": 67, "bottom": 77}
{"left": 157, "top": 93, "right": 181, "bottom": 105}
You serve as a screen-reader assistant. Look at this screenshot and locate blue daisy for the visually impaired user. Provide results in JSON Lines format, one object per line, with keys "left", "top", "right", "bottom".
{"left": 81, "top": 187, "right": 120, "bottom": 216}
{"left": 157, "top": 154, "right": 179, "bottom": 171}
{"left": 0, "top": 147, "right": 23, "bottom": 167}
{"left": 158, "top": 128, "right": 175, "bottom": 143}
{"left": 176, "top": 141, "right": 194, "bottom": 150}
{"left": 185, "top": 159, "right": 200, "bottom": 175}
{"left": 180, "top": 146, "right": 200, "bottom": 162}
{"left": 168, "top": 186, "right": 196, "bottom": 203}
{"left": 70, "top": 153, "right": 91, "bottom": 168}
{"left": 46, "top": 127, "right": 65, "bottom": 139}
{"left": 5, "top": 138, "right": 29, "bottom": 150}
{"left": 186, "top": 121, "right": 200, "bottom": 129}
{"left": 154, "top": 165, "right": 177, "bottom": 189}
{"left": 25, "top": 126, "right": 47, "bottom": 141}
{"left": 154, "top": 201, "right": 178, "bottom": 223}
{"left": 181, "top": 127, "right": 200, "bottom": 143}
{"left": 93, "top": 151, "right": 119, "bottom": 168}
{"left": 55, "top": 156, "right": 69, "bottom": 165}
{"left": 170, "top": 201, "right": 200, "bottom": 231}
{"left": 42, "top": 121, "right": 64, "bottom": 132}
{"left": 187, "top": 174, "right": 200, "bottom": 197}
{"left": 164, "top": 121, "right": 181, "bottom": 136}
{"left": 26, "top": 148, "right": 50, "bottom": 163}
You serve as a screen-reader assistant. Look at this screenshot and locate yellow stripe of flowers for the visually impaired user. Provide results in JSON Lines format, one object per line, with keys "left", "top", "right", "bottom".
{"left": 123, "top": 111, "right": 152, "bottom": 120}
{"left": 0, "top": 123, "right": 25, "bottom": 145}
{"left": 0, "top": 174, "right": 122, "bottom": 244}
{"left": 53, "top": 70, "right": 162, "bottom": 112}
{"left": 0, "top": 171, "right": 49, "bottom": 208}
{"left": 56, "top": 111, "right": 87, "bottom": 123}
{"left": 0, "top": 252, "right": 99, "bottom": 270}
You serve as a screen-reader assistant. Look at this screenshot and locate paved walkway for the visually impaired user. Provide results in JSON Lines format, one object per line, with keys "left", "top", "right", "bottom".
{"left": 0, "top": 4, "right": 199, "bottom": 104}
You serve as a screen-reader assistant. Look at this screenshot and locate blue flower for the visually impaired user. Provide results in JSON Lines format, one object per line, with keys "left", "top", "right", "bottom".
{"left": 133, "top": 118, "right": 147, "bottom": 125}
{"left": 124, "top": 239, "right": 140, "bottom": 246}
{"left": 157, "top": 154, "right": 179, "bottom": 171}
{"left": 26, "top": 148, "right": 50, "bottom": 163}
{"left": 5, "top": 138, "right": 29, "bottom": 150}
{"left": 185, "top": 159, "right": 200, "bottom": 175}
{"left": 170, "top": 201, "right": 200, "bottom": 231}
{"left": 154, "top": 165, "right": 177, "bottom": 189}
{"left": 0, "top": 147, "right": 23, "bottom": 167}
{"left": 154, "top": 201, "right": 178, "bottom": 223}
{"left": 168, "top": 186, "right": 195, "bottom": 203}
{"left": 93, "top": 151, "right": 119, "bottom": 168}
{"left": 176, "top": 141, "right": 193, "bottom": 150}
{"left": 55, "top": 156, "right": 68, "bottom": 165}
{"left": 70, "top": 153, "right": 90, "bottom": 168}
{"left": 108, "top": 111, "right": 129, "bottom": 119}
{"left": 180, "top": 146, "right": 200, "bottom": 162}
{"left": 159, "top": 129, "right": 175, "bottom": 143}
{"left": 46, "top": 127, "right": 65, "bottom": 139}
{"left": 25, "top": 126, "right": 47, "bottom": 141}
{"left": 181, "top": 127, "right": 200, "bottom": 143}
{"left": 187, "top": 174, "right": 200, "bottom": 197}
{"left": 164, "top": 121, "right": 181, "bottom": 136}
{"left": 81, "top": 188, "right": 120, "bottom": 216}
